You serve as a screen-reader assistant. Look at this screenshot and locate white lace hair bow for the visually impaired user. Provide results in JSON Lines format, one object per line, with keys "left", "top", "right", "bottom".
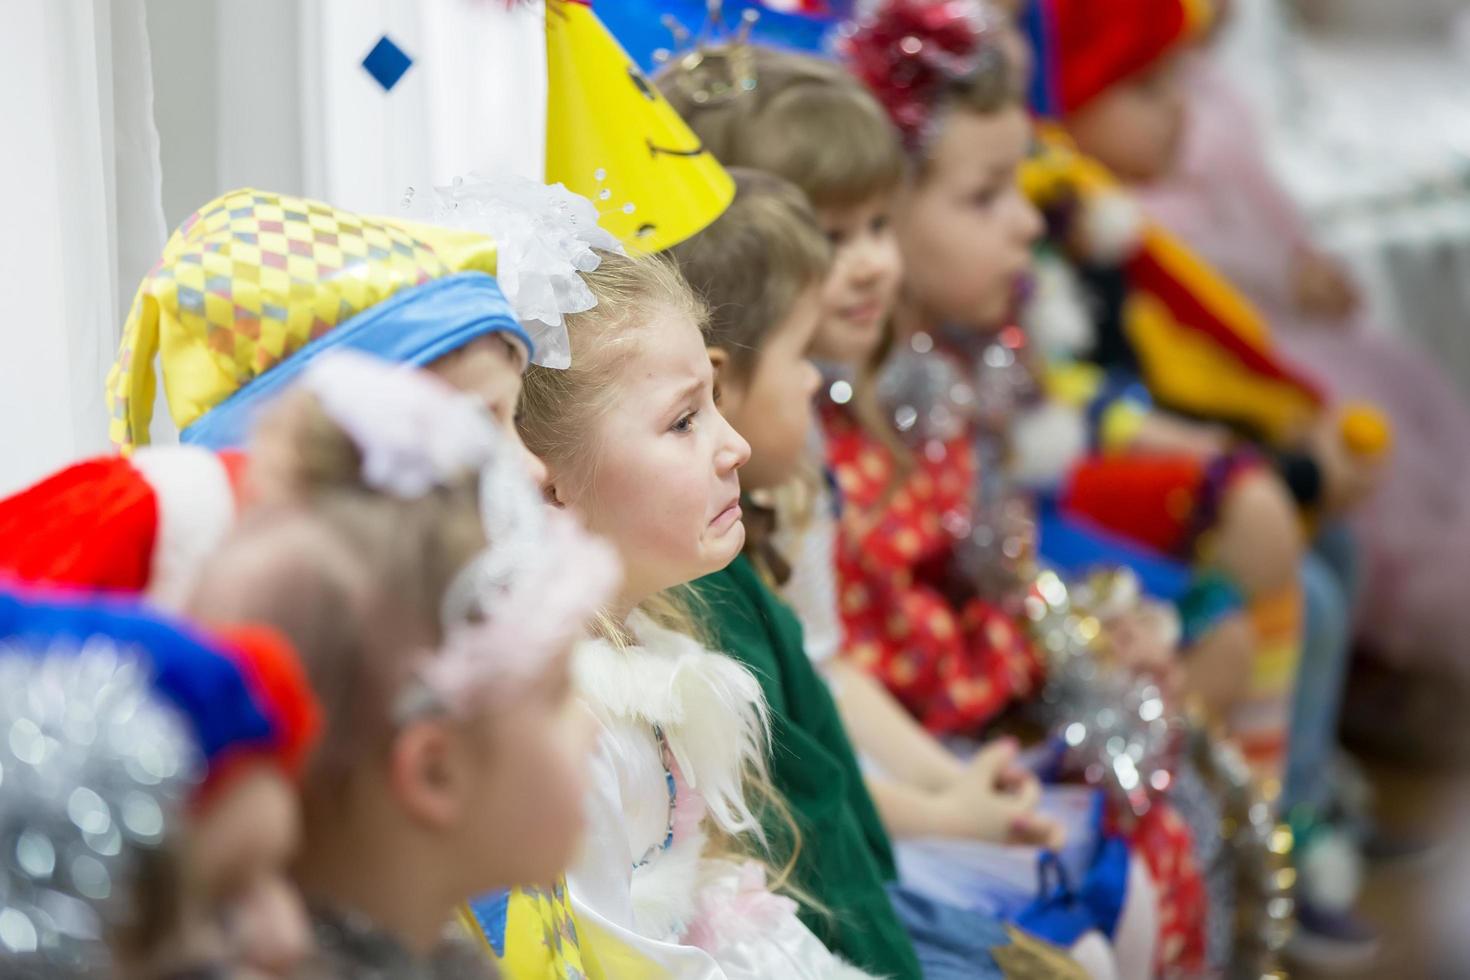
{"left": 402, "top": 174, "right": 624, "bottom": 370}
{"left": 299, "top": 351, "right": 621, "bottom": 717}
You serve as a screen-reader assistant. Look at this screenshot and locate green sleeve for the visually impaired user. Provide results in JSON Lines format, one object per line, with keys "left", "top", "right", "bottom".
{"left": 694, "top": 557, "right": 921, "bottom": 980}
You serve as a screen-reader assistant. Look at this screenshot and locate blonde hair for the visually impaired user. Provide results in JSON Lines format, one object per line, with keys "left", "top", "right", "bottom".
{"left": 515, "top": 249, "right": 814, "bottom": 903}
{"left": 659, "top": 47, "right": 905, "bottom": 209}
{"left": 519, "top": 251, "right": 703, "bottom": 502}
{"left": 191, "top": 389, "right": 486, "bottom": 787}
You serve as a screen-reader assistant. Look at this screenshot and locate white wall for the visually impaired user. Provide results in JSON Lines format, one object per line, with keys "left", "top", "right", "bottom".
{"left": 146, "top": 0, "right": 305, "bottom": 229}
{"left": 0, "top": 1, "right": 166, "bottom": 495}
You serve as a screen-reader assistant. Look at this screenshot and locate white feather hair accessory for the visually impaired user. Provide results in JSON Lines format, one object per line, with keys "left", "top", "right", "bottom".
{"left": 403, "top": 174, "right": 624, "bottom": 369}
{"left": 297, "top": 351, "right": 621, "bottom": 719}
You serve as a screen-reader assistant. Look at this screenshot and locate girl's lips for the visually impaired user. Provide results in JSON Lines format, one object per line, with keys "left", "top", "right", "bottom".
{"left": 842, "top": 299, "right": 885, "bottom": 326}
{"left": 709, "top": 500, "right": 743, "bottom": 532}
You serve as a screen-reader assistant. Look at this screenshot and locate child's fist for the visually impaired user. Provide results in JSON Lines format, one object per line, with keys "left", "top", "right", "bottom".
{"left": 1292, "top": 247, "right": 1361, "bottom": 323}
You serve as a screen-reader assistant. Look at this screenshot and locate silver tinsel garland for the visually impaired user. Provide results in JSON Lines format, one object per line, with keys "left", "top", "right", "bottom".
{"left": 0, "top": 639, "right": 200, "bottom": 975}
{"left": 874, "top": 331, "right": 1295, "bottom": 970}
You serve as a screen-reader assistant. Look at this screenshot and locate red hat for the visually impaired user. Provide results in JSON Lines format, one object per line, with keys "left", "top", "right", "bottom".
{"left": 1030, "top": 0, "right": 1213, "bottom": 115}
{"left": 0, "top": 446, "right": 249, "bottom": 609}
{"left": 210, "top": 623, "right": 323, "bottom": 791}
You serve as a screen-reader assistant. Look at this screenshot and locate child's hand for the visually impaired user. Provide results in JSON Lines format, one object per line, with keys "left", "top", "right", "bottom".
{"left": 1309, "top": 411, "right": 1382, "bottom": 515}
{"left": 936, "top": 739, "right": 1066, "bottom": 848}
{"left": 1104, "top": 606, "right": 1184, "bottom": 699}
{"left": 1292, "top": 247, "right": 1360, "bottom": 323}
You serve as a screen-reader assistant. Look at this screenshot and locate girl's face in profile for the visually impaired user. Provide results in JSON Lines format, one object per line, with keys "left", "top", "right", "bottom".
{"left": 552, "top": 306, "right": 750, "bottom": 605}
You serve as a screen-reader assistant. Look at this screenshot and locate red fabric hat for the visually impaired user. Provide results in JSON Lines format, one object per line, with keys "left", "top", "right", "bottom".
{"left": 0, "top": 446, "right": 248, "bottom": 609}
{"left": 1039, "top": 0, "right": 1213, "bottom": 114}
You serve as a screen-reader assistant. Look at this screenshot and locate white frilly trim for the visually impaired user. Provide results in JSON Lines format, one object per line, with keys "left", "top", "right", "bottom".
{"left": 1077, "top": 190, "right": 1146, "bottom": 266}
{"left": 134, "top": 446, "right": 237, "bottom": 613}
{"left": 631, "top": 813, "right": 705, "bottom": 941}
{"left": 574, "top": 611, "right": 770, "bottom": 841}
{"left": 1022, "top": 252, "right": 1095, "bottom": 358}
{"left": 403, "top": 174, "right": 623, "bottom": 369}
{"left": 1009, "top": 400, "right": 1091, "bottom": 488}
{"left": 300, "top": 351, "right": 501, "bottom": 500}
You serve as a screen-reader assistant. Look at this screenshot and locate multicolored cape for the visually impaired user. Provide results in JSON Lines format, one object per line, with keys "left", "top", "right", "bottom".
{"left": 1020, "top": 129, "right": 1326, "bottom": 444}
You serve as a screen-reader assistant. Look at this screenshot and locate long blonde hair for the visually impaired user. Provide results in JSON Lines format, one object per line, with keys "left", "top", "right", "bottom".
{"left": 516, "top": 250, "right": 814, "bottom": 900}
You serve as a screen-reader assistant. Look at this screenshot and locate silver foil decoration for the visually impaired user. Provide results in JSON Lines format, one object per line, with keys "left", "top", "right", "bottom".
{"left": 1023, "top": 570, "right": 1181, "bottom": 822}
{"left": 1176, "top": 725, "right": 1295, "bottom": 977}
{"left": 875, "top": 332, "right": 1035, "bottom": 604}
{"left": 874, "top": 328, "right": 1296, "bottom": 960}
{"left": 0, "top": 639, "right": 200, "bottom": 975}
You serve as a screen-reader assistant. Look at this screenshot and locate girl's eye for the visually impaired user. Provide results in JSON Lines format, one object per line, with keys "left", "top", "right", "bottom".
{"left": 870, "top": 214, "right": 890, "bottom": 234}
{"left": 671, "top": 411, "right": 698, "bottom": 434}
{"left": 825, "top": 228, "right": 847, "bottom": 247}
{"left": 971, "top": 186, "right": 1002, "bottom": 208}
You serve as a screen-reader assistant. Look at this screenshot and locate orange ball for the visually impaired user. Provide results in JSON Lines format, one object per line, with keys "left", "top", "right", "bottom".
{"left": 1339, "top": 403, "right": 1392, "bottom": 459}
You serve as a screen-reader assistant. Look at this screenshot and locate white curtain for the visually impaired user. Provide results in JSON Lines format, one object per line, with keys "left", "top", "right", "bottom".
{"left": 0, "top": 0, "right": 167, "bottom": 495}
{"left": 0, "top": 0, "right": 550, "bottom": 494}
{"left": 302, "top": 0, "right": 548, "bottom": 214}
{"left": 147, "top": 0, "right": 548, "bottom": 223}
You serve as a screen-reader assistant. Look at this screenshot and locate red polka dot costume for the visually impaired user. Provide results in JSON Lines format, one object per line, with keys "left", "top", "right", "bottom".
{"left": 823, "top": 399, "right": 1042, "bottom": 735}
{"left": 821, "top": 396, "right": 1206, "bottom": 972}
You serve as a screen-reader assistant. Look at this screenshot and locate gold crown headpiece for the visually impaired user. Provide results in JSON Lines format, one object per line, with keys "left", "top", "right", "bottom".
{"left": 653, "top": 0, "right": 762, "bottom": 106}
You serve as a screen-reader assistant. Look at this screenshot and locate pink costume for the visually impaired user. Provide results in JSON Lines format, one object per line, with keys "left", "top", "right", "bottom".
{"left": 1138, "top": 53, "right": 1470, "bottom": 677}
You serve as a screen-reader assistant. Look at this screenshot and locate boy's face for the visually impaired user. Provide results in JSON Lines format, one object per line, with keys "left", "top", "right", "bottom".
{"left": 713, "top": 285, "right": 823, "bottom": 492}
{"left": 814, "top": 193, "right": 904, "bottom": 368}
{"left": 427, "top": 333, "right": 548, "bottom": 487}
{"left": 1066, "top": 56, "right": 1187, "bottom": 184}
{"left": 896, "top": 104, "right": 1043, "bottom": 332}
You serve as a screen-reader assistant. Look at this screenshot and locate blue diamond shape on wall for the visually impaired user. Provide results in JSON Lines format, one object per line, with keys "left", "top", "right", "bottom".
{"left": 362, "top": 35, "right": 413, "bottom": 91}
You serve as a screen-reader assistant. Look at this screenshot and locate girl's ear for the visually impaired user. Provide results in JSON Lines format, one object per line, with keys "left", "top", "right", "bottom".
{"left": 388, "top": 722, "right": 464, "bottom": 830}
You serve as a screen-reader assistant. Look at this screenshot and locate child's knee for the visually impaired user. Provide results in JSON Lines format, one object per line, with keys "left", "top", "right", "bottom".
{"left": 1210, "top": 470, "right": 1305, "bottom": 598}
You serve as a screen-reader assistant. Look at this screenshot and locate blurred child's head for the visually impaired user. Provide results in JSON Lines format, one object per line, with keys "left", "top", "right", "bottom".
{"left": 661, "top": 48, "right": 905, "bottom": 369}
{"left": 0, "top": 589, "right": 322, "bottom": 979}
{"left": 193, "top": 356, "right": 614, "bottom": 941}
{"left": 426, "top": 332, "right": 548, "bottom": 487}
{"left": 1063, "top": 56, "right": 1186, "bottom": 184}
{"left": 1025, "top": 0, "right": 1207, "bottom": 181}
{"left": 667, "top": 170, "right": 828, "bottom": 491}
{"left": 519, "top": 253, "right": 751, "bottom": 609}
{"left": 846, "top": 0, "right": 1043, "bottom": 333}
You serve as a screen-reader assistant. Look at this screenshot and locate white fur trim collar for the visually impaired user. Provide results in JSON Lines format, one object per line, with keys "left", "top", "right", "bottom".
{"left": 133, "top": 446, "right": 237, "bottom": 612}
{"left": 574, "top": 611, "right": 770, "bottom": 839}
